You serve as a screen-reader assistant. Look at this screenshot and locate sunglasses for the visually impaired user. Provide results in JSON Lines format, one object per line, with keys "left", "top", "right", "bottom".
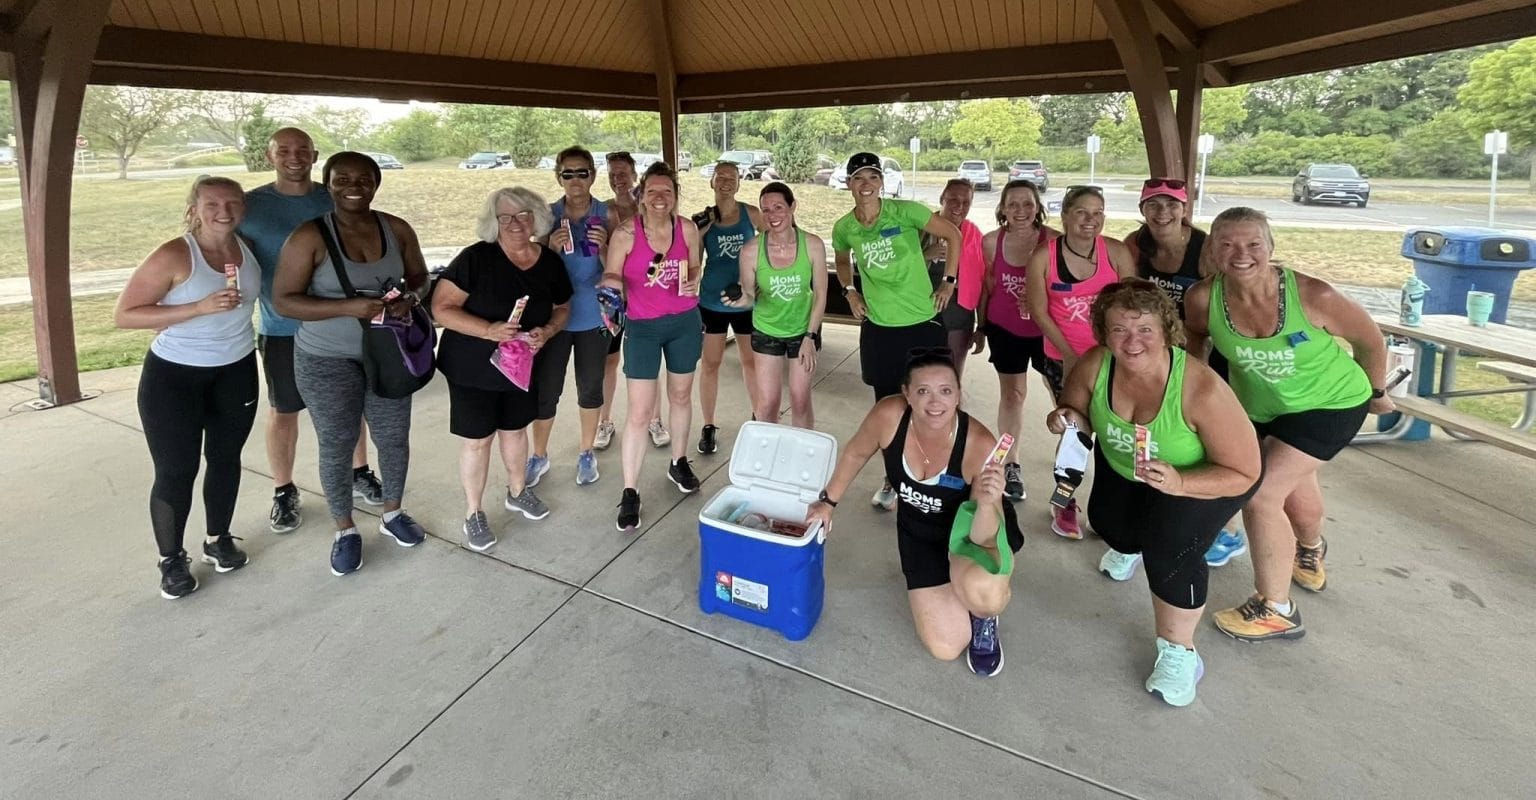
{"left": 1142, "top": 178, "right": 1187, "bottom": 190}
{"left": 647, "top": 252, "right": 664, "bottom": 280}
{"left": 559, "top": 169, "right": 593, "bottom": 180}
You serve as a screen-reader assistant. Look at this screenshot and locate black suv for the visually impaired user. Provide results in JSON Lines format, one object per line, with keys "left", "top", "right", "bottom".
{"left": 1292, "top": 164, "right": 1371, "bottom": 208}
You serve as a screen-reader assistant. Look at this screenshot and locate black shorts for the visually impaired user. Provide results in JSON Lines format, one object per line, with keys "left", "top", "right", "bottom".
{"left": 257, "top": 334, "right": 305, "bottom": 413}
{"left": 938, "top": 299, "right": 975, "bottom": 332}
{"left": 859, "top": 318, "right": 946, "bottom": 400}
{"left": 1253, "top": 401, "right": 1370, "bottom": 461}
{"left": 447, "top": 380, "right": 537, "bottom": 439}
{"left": 607, "top": 327, "right": 624, "bottom": 356}
{"left": 899, "top": 501, "right": 1024, "bottom": 591}
{"left": 984, "top": 324, "right": 1049, "bottom": 376}
{"left": 1087, "top": 447, "right": 1258, "bottom": 609}
{"left": 751, "top": 331, "right": 808, "bottom": 358}
{"left": 699, "top": 305, "right": 753, "bottom": 336}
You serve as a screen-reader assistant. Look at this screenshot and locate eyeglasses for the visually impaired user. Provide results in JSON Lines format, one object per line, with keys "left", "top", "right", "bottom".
{"left": 559, "top": 169, "right": 593, "bottom": 180}
{"left": 496, "top": 210, "right": 535, "bottom": 225}
{"left": 1142, "top": 178, "right": 1187, "bottom": 190}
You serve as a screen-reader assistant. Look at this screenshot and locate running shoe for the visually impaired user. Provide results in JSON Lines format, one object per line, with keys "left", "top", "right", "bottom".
{"left": 616, "top": 488, "right": 642, "bottom": 532}
{"left": 1204, "top": 529, "right": 1247, "bottom": 567}
{"left": 966, "top": 614, "right": 1003, "bottom": 677}
{"left": 352, "top": 467, "right": 385, "bottom": 507}
{"left": 1212, "top": 595, "right": 1305, "bottom": 642}
{"left": 1051, "top": 499, "right": 1083, "bottom": 540}
{"left": 668, "top": 457, "right": 701, "bottom": 494}
{"left": 871, "top": 482, "right": 897, "bottom": 512}
{"left": 697, "top": 424, "right": 719, "bottom": 455}
{"left": 379, "top": 513, "right": 426, "bottom": 547}
{"left": 576, "top": 450, "right": 600, "bottom": 486}
{"left": 201, "top": 535, "right": 248, "bottom": 573}
{"left": 463, "top": 511, "right": 496, "bottom": 552}
{"left": 269, "top": 484, "right": 301, "bottom": 533}
{"left": 1003, "top": 463, "right": 1025, "bottom": 502}
{"left": 594, "top": 420, "right": 616, "bottom": 451}
{"left": 1146, "top": 637, "right": 1205, "bottom": 707}
{"left": 505, "top": 487, "right": 550, "bottom": 520}
{"left": 330, "top": 531, "right": 363, "bottom": 576}
{"left": 1293, "top": 537, "right": 1328, "bottom": 592}
{"left": 648, "top": 418, "right": 671, "bottom": 447}
{"left": 1099, "top": 549, "right": 1142, "bottom": 581}
{"left": 524, "top": 454, "right": 551, "bottom": 489}
{"left": 158, "top": 551, "right": 198, "bottom": 599}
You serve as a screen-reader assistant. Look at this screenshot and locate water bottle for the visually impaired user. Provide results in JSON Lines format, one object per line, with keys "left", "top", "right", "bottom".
{"left": 1399, "top": 275, "right": 1428, "bottom": 327}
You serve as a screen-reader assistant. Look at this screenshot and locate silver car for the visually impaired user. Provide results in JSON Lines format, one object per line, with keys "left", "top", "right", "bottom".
{"left": 957, "top": 160, "right": 991, "bottom": 191}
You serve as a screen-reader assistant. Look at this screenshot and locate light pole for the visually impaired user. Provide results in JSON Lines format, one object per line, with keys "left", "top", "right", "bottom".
{"left": 1196, "top": 134, "right": 1215, "bottom": 218}
{"left": 1086, "top": 134, "right": 1101, "bottom": 184}
{"left": 1485, "top": 130, "right": 1507, "bottom": 226}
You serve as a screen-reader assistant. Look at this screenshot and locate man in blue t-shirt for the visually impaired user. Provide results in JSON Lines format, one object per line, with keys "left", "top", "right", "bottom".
{"left": 238, "top": 127, "right": 381, "bottom": 533}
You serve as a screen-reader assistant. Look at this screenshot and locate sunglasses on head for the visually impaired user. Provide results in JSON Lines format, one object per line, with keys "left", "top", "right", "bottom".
{"left": 907, "top": 346, "right": 954, "bottom": 360}
{"left": 1143, "top": 178, "right": 1187, "bottom": 190}
{"left": 1064, "top": 185, "right": 1105, "bottom": 195}
{"left": 559, "top": 169, "right": 593, "bottom": 180}
{"left": 606, "top": 151, "right": 631, "bottom": 161}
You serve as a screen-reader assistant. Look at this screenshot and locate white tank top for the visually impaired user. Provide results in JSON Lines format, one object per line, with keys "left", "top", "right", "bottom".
{"left": 149, "top": 233, "right": 259, "bottom": 367}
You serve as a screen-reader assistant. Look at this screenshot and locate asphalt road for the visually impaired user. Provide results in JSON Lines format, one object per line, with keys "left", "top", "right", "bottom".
{"left": 905, "top": 181, "right": 1536, "bottom": 233}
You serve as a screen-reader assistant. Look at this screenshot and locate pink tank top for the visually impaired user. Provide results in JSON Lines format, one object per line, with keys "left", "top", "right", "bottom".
{"left": 623, "top": 215, "right": 698, "bottom": 321}
{"left": 955, "top": 219, "right": 985, "bottom": 310}
{"left": 1043, "top": 236, "right": 1117, "bottom": 360}
{"left": 986, "top": 227, "right": 1044, "bottom": 338}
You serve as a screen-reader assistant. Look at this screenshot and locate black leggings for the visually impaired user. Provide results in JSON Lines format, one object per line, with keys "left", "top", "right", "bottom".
{"left": 137, "top": 350, "right": 259, "bottom": 558}
{"left": 1086, "top": 446, "right": 1258, "bottom": 609}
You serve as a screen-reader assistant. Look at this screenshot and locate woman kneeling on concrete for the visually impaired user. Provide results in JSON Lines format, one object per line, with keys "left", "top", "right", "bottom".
{"left": 806, "top": 350, "right": 1023, "bottom": 677}
{"left": 1048, "top": 280, "right": 1261, "bottom": 706}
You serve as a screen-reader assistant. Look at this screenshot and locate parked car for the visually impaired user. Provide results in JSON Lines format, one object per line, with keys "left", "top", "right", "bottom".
{"left": 1008, "top": 160, "right": 1049, "bottom": 190}
{"left": 957, "top": 160, "right": 992, "bottom": 191}
{"left": 633, "top": 153, "right": 663, "bottom": 172}
{"left": 0, "top": 146, "right": 15, "bottom": 167}
{"left": 536, "top": 155, "right": 556, "bottom": 170}
{"left": 593, "top": 152, "right": 608, "bottom": 172}
{"left": 811, "top": 154, "right": 838, "bottom": 186}
{"left": 704, "top": 149, "right": 774, "bottom": 180}
{"left": 1292, "top": 163, "right": 1370, "bottom": 207}
{"left": 458, "top": 151, "right": 513, "bottom": 170}
{"left": 365, "top": 152, "right": 404, "bottom": 170}
{"left": 677, "top": 151, "right": 693, "bottom": 171}
{"left": 829, "top": 155, "right": 906, "bottom": 197}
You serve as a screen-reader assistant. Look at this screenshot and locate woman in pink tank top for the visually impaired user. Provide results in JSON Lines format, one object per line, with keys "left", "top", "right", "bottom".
{"left": 975, "top": 179, "right": 1058, "bottom": 503}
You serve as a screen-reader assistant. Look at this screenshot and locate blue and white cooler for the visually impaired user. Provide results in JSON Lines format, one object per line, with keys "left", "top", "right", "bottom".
{"left": 697, "top": 421, "right": 837, "bottom": 641}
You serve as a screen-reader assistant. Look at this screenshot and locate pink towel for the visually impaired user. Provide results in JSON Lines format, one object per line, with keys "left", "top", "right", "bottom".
{"left": 489, "top": 337, "right": 534, "bottom": 391}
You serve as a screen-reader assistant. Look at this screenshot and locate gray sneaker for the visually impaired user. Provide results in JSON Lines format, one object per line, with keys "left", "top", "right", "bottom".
{"left": 505, "top": 486, "right": 550, "bottom": 520}
{"left": 463, "top": 511, "right": 496, "bottom": 552}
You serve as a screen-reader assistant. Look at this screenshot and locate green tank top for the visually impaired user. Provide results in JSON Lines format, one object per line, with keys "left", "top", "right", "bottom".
{"left": 753, "top": 229, "right": 815, "bottom": 339}
{"left": 1207, "top": 268, "right": 1371, "bottom": 423}
{"left": 1090, "top": 348, "right": 1206, "bottom": 481}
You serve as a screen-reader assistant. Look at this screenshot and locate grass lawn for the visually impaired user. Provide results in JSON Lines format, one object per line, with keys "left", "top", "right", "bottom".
{"left": 0, "top": 294, "right": 152, "bottom": 383}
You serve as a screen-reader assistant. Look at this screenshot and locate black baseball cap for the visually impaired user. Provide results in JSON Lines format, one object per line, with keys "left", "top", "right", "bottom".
{"left": 845, "top": 152, "right": 883, "bottom": 176}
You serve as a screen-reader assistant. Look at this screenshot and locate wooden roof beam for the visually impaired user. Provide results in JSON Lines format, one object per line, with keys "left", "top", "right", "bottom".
{"left": 1202, "top": 0, "right": 1517, "bottom": 63}
{"left": 679, "top": 75, "right": 1133, "bottom": 114}
{"left": 1146, "top": 0, "right": 1201, "bottom": 53}
{"left": 1096, "top": 0, "right": 1184, "bottom": 179}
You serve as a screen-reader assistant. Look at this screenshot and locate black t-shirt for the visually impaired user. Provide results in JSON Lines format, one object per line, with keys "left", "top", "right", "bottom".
{"left": 1133, "top": 225, "right": 1206, "bottom": 318}
{"left": 436, "top": 241, "right": 574, "bottom": 390}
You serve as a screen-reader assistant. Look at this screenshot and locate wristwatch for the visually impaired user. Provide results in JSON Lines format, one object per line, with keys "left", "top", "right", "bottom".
{"left": 843, "top": 285, "right": 858, "bottom": 296}
{"left": 817, "top": 489, "right": 839, "bottom": 507}
{"left": 941, "top": 275, "right": 957, "bottom": 284}
{"left": 1370, "top": 387, "right": 1386, "bottom": 399}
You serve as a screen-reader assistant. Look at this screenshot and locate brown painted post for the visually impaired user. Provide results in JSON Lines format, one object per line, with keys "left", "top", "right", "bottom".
{"left": 648, "top": 0, "right": 680, "bottom": 167}
{"left": 1174, "top": 55, "right": 1204, "bottom": 206}
{"left": 1096, "top": 0, "right": 1184, "bottom": 180}
{"left": 5, "top": 0, "right": 114, "bottom": 406}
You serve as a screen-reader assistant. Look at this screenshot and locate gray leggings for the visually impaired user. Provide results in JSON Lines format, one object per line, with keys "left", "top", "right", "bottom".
{"left": 294, "top": 349, "right": 412, "bottom": 521}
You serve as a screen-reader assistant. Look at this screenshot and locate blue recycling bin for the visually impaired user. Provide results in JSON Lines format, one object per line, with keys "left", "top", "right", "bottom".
{"left": 1402, "top": 228, "right": 1536, "bottom": 324}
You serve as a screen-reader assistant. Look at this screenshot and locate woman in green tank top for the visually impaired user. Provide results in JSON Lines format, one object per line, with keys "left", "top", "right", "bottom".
{"left": 1184, "top": 207, "right": 1394, "bottom": 645}
{"left": 724, "top": 183, "right": 827, "bottom": 428}
{"left": 1050, "top": 281, "right": 1261, "bottom": 706}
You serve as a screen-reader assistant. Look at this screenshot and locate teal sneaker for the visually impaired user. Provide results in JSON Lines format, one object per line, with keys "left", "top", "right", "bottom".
{"left": 1098, "top": 549, "right": 1142, "bottom": 581}
{"left": 1205, "top": 529, "right": 1248, "bottom": 567}
{"left": 1146, "top": 637, "right": 1204, "bottom": 707}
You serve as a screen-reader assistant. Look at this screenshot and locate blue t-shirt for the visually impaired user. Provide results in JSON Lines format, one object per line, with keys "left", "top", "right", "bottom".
{"left": 699, "top": 206, "right": 756, "bottom": 313}
{"left": 238, "top": 183, "right": 334, "bottom": 336}
{"left": 550, "top": 198, "right": 608, "bottom": 332}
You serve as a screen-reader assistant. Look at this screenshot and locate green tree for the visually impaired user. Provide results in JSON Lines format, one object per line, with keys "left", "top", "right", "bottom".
{"left": 188, "top": 91, "right": 283, "bottom": 150}
{"left": 1039, "top": 94, "right": 1121, "bottom": 147}
{"left": 239, "top": 103, "right": 281, "bottom": 171}
{"left": 1459, "top": 38, "right": 1536, "bottom": 191}
{"left": 297, "top": 105, "right": 371, "bottom": 154}
{"left": 377, "top": 109, "right": 444, "bottom": 161}
{"left": 599, "top": 111, "right": 660, "bottom": 151}
{"left": 950, "top": 98, "right": 1044, "bottom": 167}
{"left": 769, "top": 108, "right": 819, "bottom": 182}
{"left": 80, "top": 85, "right": 190, "bottom": 178}
{"left": 1200, "top": 86, "right": 1249, "bottom": 138}
{"left": 1392, "top": 111, "right": 1486, "bottom": 179}
{"left": 0, "top": 82, "right": 14, "bottom": 143}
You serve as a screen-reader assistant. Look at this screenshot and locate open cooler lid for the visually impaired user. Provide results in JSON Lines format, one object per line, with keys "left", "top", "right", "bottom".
{"left": 729, "top": 421, "right": 838, "bottom": 503}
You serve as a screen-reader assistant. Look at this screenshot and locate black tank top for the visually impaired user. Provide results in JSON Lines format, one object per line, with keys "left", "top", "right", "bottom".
{"left": 882, "top": 407, "right": 972, "bottom": 543}
{"left": 1134, "top": 225, "right": 1206, "bottom": 319}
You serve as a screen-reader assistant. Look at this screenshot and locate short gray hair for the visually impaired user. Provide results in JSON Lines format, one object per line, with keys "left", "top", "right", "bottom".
{"left": 476, "top": 186, "right": 555, "bottom": 243}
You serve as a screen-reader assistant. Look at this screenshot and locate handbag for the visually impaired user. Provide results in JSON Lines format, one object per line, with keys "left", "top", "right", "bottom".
{"left": 316, "top": 216, "right": 436, "bottom": 399}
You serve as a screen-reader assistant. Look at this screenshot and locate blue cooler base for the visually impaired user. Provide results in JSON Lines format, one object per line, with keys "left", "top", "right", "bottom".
{"left": 698, "top": 521, "right": 825, "bottom": 641}
{"left": 1413, "top": 262, "right": 1517, "bottom": 324}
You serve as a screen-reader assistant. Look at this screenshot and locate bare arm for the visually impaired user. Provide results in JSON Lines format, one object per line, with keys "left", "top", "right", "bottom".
{"left": 1182, "top": 280, "right": 1212, "bottom": 362}
{"left": 921, "top": 215, "right": 963, "bottom": 280}
{"left": 732, "top": 239, "right": 760, "bottom": 306}
{"left": 1026, "top": 246, "right": 1073, "bottom": 363}
{"left": 835, "top": 246, "right": 866, "bottom": 321}
{"left": 805, "top": 398, "right": 903, "bottom": 531}
{"left": 1047, "top": 346, "right": 1103, "bottom": 433}
{"left": 599, "top": 224, "right": 635, "bottom": 291}
{"left": 272, "top": 223, "right": 379, "bottom": 322}
{"left": 114, "top": 238, "right": 237, "bottom": 330}
{"left": 1159, "top": 361, "right": 1263, "bottom": 499}
{"left": 1301, "top": 273, "right": 1392, "bottom": 411}
{"left": 806, "top": 234, "right": 829, "bottom": 336}
{"left": 746, "top": 205, "right": 765, "bottom": 234}
{"left": 681, "top": 217, "right": 703, "bottom": 290}
{"left": 429, "top": 278, "right": 515, "bottom": 342}
{"left": 1103, "top": 238, "right": 1138, "bottom": 280}
{"left": 976, "top": 230, "right": 1000, "bottom": 330}
{"left": 959, "top": 419, "right": 1006, "bottom": 551}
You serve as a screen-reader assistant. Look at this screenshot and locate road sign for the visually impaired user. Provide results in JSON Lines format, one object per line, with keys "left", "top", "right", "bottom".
{"left": 1198, "top": 134, "right": 1215, "bottom": 155}
{"left": 75, "top": 135, "right": 88, "bottom": 149}
{"left": 1085, "top": 135, "right": 1101, "bottom": 154}
{"left": 1484, "top": 131, "right": 1508, "bottom": 156}
{"left": 909, "top": 137, "right": 921, "bottom": 154}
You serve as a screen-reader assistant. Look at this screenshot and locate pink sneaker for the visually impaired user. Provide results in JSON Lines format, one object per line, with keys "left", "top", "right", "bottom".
{"left": 1051, "top": 500, "right": 1083, "bottom": 540}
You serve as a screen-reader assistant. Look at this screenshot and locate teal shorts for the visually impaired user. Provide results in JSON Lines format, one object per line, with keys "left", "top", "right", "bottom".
{"left": 622, "top": 308, "right": 703, "bottom": 379}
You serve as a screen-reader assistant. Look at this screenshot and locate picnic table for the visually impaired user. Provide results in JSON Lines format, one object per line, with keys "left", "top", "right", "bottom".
{"left": 1354, "top": 314, "right": 1536, "bottom": 458}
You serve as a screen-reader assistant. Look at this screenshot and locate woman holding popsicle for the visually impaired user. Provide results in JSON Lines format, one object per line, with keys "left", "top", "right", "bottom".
{"left": 1048, "top": 280, "right": 1261, "bottom": 706}
{"left": 432, "top": 187, "right": 573, "bottom": 553}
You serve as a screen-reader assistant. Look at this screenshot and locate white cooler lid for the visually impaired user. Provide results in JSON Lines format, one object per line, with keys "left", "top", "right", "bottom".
{"left": 729, "top": 421, "right": 838, "bottom": 502}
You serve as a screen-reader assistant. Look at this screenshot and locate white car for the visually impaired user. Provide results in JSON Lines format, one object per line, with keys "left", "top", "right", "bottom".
{"left": 829, "top": 155, "right": 906, "bottom": 198}
{"left": 957, "top": 160, "right": 991, "bottom": 191}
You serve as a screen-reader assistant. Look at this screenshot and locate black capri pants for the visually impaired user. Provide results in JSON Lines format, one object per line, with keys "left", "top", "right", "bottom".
{"left": 533, "top": 328, "right": 608, "bottom": 420}
{"left": 1086, "top": 447, "right": 1259, "bottom": 609}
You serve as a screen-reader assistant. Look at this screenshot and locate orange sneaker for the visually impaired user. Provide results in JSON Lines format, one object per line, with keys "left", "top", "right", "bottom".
{"left": 1212, "top": 595, "right": 1305, "bottom": 642}
{"left": 1293, "top": 538, "right": 1327, "bottom": 593}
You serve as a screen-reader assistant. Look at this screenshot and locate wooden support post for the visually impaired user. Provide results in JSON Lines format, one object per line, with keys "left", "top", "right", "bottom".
{"left": 1096, "top": 0, "right": 1184, "bottom": 180}
{"left": 647, "top": 0, "right": 680, "bottom": 166}
{"left": 5, "top": 0, "right": 113, "bottom": 406}
{"left": 1174, "top": 54, "right": 1204, "bottom": 190}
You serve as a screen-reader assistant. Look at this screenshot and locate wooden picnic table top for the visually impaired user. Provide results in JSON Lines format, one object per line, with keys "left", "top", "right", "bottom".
{"left": 1373, "top": 314, "right": 1536, "bottom": 368}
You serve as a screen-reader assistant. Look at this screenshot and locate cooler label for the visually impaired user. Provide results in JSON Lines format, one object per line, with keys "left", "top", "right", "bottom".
{"left": 715, "top": 571, "right": 769, "bottom": 612}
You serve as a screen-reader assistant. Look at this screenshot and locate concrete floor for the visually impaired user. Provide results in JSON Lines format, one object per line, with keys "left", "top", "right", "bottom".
{"left": 3, "top": 325, "right": 1534, "bottom": 800}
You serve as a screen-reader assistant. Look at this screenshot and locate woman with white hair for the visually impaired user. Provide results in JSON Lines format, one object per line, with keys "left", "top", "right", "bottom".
{"left": 432, "top": 186, "right": 573, "bottom": 552}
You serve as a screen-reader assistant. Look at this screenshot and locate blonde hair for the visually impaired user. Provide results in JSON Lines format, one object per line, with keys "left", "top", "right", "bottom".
{"left": 1203, "top": 206, "right": 1276, "bottom": 278}
{"left": 477, "top": 186, "right": 555, "bottom": 243}
{"left": 183, "top": 175, "right": 245, "bottom": 233}
{"left": 1090, "top": 279, "right": 1186, "bottom": 349}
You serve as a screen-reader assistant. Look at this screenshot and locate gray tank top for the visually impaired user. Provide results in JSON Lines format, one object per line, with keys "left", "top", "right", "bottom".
{"left": 296, "top": 213, "right": 406, "bottom": 360}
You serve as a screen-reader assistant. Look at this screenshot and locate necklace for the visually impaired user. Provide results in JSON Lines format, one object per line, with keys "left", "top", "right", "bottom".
{"left": 910, "top": 423, "right": 955, "bottom": 466}
{"left": 1063, "top": 237, "right": 1095, "bottom": 261}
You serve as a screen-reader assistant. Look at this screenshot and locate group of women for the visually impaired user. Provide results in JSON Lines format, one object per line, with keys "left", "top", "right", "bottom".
{"left": 120, "top": 150, "right": 1393, "bottom": 709}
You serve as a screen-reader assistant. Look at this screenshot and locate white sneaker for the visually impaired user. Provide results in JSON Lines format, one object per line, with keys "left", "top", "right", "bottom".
{"left": 593, "top": 420, "right": 615, "bottom": 451}
{"left": 1098, "top": 549, "right": 1142, "bottom": 581}
{"left": 648, "top": 418, "right": 671, "bottom": 447}
{"left": 871, "top": 483, "right": 897, "bottom": 511}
